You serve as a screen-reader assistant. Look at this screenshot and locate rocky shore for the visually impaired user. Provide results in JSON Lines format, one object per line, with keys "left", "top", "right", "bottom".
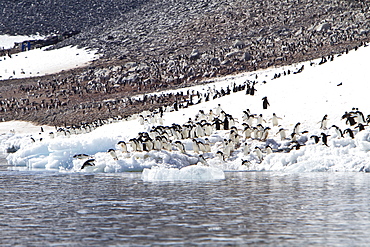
{"left": 0, "top": 0, "right": 369, "bottom": 127}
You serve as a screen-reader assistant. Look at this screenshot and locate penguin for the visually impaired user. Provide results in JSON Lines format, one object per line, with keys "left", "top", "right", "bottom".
{"left": 195, "top": 122, "right": 205, "bottom": 137}
{"left": 207, "top": 109, "right": 215, "bottom": 122}
{"left": 203, "top": 123, "right": 213, "bottom": 136}
{"left": 223, "top": 141, "right": 232, "bottom": 158}
{"left": 214, "top": 118, "right": 222, "bottom": 130}
{"left": 321, "top": 133, "right": 330, "bottom": 146}
{"left": 129, "top": 138, "right": 139, "bottom": 152}
{"left": 293, "top": 122, "right": 301, "bottom": 135}
{"left": 261, "top": 127, "right": 271, "bottom": 141}
{"left": 276, "top": 128, "right": 288, "bottom": 141}
{"left": 355, "top": 123, "right": 366, "bottom": 132}
{"left": 108, "top": 149, "right": 118, "bottom": 160}
{"left": 138, "top": 115, "right": 145, "bottom": 125}
{"left": 117, "top": 141, "right": 128, "bottom": 153}
{"left": 310, "top": 135, "right": 320, "bottom": 144}
{"left": 242, "top": 110, "right": 250, "bottom": 122}
{"left": 241, "top": 159, "right": 251, "bottom": 167}
{"left": 204, "top": 138, "right": 212, "bottom": 153}
{"left": 271, "top": 113, "right": 282, "bottom": 127}
{"left": 249, "top": 85, "right": 257, "bottom": 95}
{"left": 144, "top": 138, "right": 154, "bottom": 151}
{"left": 344, "top": 128, "right": 354, "bottom": 139}
{"left": 243, "top": 143, "right": 251, "bottom": 155}
{"left": 254, "top": 147, "right": 263, "bottom": 162}
{"left": 320, "top": 115, "right": 328, "bottom": 130}
{"left": 243, "top": 125, "right": 252, "bottom": 139}
{"left": 344, "top": 115, "right": 356, "bottom": 126}
{"left": 216, "top": 151, "right": 225, "bottom": 162}
{"left": 81, "top": 159, "right": 95, "bottom": 170}
{"left": 174, "top": 141, "right": 186, "bottom": 153}
{"left": 192, "top": 139, "right": 200, "bottom": 154}
{"left": 198, "top": 141, "right": 207, "bottom": 153}
{"left": 215, "top": 104, "right": 222, "bottom": 116}
{"left": 331, "top": 125, "right": 343, "bottom": 138}
{"left": 355, "top": 110, "right": 365, "bottom": 124}
{"left": 229, "top": 129, "right": 239, "bottom": 143}
{"left": 252, "top": 127, "right": 261, "bottom": 140}
{"left": 223, "top": 116, "right": 229, "bottom": 130}
{"left": 49, "top": 132, "right": 55, "bottom": 139}
{"left": 198, "top": 154, "right": 209, "bottom": 166}
{"left": 153, "top": 136, "right": 162, "bottom": 151}
{"left": 73, "top": 154, "right": 91, "bottom": 159}
{"left": 257, "top": 114, "right": 265, "bottom": 125}
{"left": 265, "top": 145, "right": 273, "bottom": 155}
{"left": 247, "top": 115, "right": 255, "bottom": 126}
{"left": 291, "top": 142, "right": 304, "bottom": 150}
{"left": 290, "top": 133, "right": 298, "bottom": 142}
{"left": 262, "top": 96, "right": 270, "bottom": 109}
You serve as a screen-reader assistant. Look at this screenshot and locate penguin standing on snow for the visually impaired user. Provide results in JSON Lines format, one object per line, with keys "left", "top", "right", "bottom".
{"left": 331, "top": 125, "right": 343, "bottom": 138}
{"left": 223, "top": 116, "right": 230, "bottom": 130}
{"left": 108, "top": 149, "right": 118, "bottom": 160}
{"left": 198, "top": 155, "right": 209, "bottom": 166}
{"left": 262, "top": 96, "right": 270, "bottom": 109}
{"left": 344, "top": 128, "right": 354, "bottom": 139}
{"left": 293, "top": 122, "right": 301, "bottom": 135}
{"left": 277, "top": 128, "right": 288, "bottom": 141}
{"left": 320, "top": 114, "right": 328, "bottom": 130}
{"left": 216, "top": 151, "right": 226, "bottom": 162}
{"left": 117, "top": 141, "right": 128, "bottom": 152}
{"left": 321, "top": 133, "right": 330, "bottom": 147}
{"left": 254, "top": 147, "right": 263, "bottom": 162}
{"left": 310, "top": 135, "right": 320, "bottom": 144}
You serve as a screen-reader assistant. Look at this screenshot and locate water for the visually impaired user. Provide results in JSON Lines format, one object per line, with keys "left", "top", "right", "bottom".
{"left": 0, "top": 167, "right": 370, "bottom": 246}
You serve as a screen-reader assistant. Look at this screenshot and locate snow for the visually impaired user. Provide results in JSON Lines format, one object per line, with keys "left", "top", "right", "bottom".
{"left": 0, "top": 34, "right": 44, "bottom": 49}
{"left": 0, "top": 35, "right": 100, "bottom": 80}
{"left": 1, "top": 35, "right": 370, "bottom": 181}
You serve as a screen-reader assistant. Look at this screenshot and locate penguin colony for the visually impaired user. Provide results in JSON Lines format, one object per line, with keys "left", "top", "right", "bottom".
{"left": 1, "top": 39, "right": 368, "bottom": 130}
{"left": 1, "top": 0, "right": 369, "bottom": 127}
{"left": 13, "top": 44, "right": 369, "bottom": 172}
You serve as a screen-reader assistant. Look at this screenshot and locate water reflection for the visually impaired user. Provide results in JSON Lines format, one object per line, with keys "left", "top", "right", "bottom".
{"left": 0, "top": 171, "right": 369, "bottom": 246}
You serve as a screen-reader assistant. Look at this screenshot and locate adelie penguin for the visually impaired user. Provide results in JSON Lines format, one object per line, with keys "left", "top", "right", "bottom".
{"left": 321, "top": 133, "right": 330, "bottom": 147}
{"left": 108, "top": 149, "right": 118, "bottom": 160}
{"left": 344, "top": 128, "right": 354, "bottom": 139}
{"left": 262, "top": 96, "right": 270, "bottom": 109}
{"left": 320, "top": 115, "right": 328, "bottom": 130}
{"left": 331, "top": 125, "right": 343, "bottom": 138}
{"left": 241, "top": 159, "right": 251, "bottom": 167}
{"left": 254, "top": 147, "right": 263, "bottom": 162}
{"left": 73, "top": 154, "right": 92, "bottom": 159}
{"left": 81, "top": 159, "right": 95, "bottom": 170}
{"left": 310, "top": 135, "right": 320, "bottom": 144}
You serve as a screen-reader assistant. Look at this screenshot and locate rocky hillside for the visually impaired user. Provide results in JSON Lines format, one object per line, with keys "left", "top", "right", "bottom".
{"left": 0, "top": 0, "right": 145, "bottom": 35}
{"left": 0, "top": 0, "right": 369, "bottom": 127}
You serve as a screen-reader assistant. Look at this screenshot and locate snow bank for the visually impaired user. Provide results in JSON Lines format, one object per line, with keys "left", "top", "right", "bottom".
{"left": 0, "top": 34, "right": 44, "bottom": 49}
{"left": 0, "top": 34, "right": 100, "bottom": 80}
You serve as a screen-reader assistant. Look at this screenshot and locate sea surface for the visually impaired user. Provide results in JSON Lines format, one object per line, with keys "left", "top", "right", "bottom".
{"left": 1, "top": 159, "right": 370, "bottom": 246}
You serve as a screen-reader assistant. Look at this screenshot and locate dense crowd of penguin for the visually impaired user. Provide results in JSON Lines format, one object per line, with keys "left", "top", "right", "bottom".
{"left": 68, "top": 103, "right": 370, "bottom": 172}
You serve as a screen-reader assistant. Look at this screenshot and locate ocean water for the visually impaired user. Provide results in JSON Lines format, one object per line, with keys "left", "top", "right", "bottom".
{"left": 1, "top": 161, "right": 370, "bottom": 246}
